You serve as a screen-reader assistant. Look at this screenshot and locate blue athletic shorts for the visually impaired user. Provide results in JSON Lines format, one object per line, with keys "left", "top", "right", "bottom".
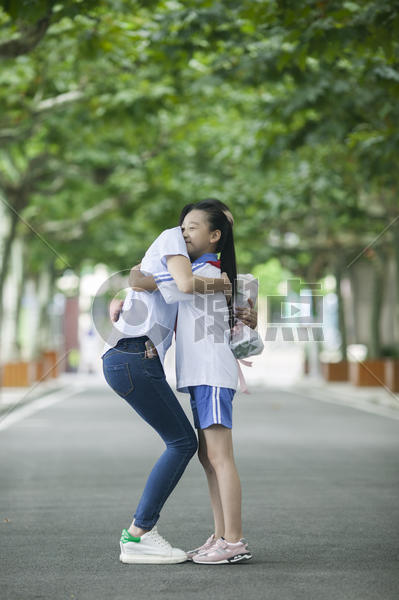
{"left": 187, "top": 385, "right": 235, "bottom": 430}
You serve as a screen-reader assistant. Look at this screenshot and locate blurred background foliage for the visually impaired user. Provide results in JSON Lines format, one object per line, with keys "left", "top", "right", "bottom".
{"left": 0, "top": 0, "right": 398, "bottom": 359}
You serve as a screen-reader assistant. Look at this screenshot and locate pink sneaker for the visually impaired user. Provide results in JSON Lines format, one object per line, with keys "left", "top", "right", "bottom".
{"left": 186, "top": 533, "right": 216, "bottom": 560}
{"left": 192, "top": 536, "right": 252, "bottom": 564}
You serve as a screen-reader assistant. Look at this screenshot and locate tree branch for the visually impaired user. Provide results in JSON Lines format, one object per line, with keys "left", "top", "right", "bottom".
{"left": 39, "top": 198, "right": 118, "bottom": 235}
{"left": 34, "top": 90, "right": 84, "bottom": 113}
{"left": 0, "top": 15, "right": 52, "bottom": 58}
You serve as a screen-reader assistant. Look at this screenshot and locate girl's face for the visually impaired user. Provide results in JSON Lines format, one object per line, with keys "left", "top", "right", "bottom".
{"left": 181, "top": 209, "right": 222, "bottom": 260}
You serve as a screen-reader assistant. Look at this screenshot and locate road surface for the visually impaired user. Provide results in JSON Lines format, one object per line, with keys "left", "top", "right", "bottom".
{"left": 1, "top": 377, "right": 398, "bottom": 600}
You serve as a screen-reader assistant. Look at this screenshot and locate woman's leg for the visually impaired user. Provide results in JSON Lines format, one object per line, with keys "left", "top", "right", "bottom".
{"left": 201, "top": 424, "right": 243, "bottom": 542}
{"left": 103, "top": 350, "right": 198, "bottom": 534}
{"left": 197, "top": 428, "right": 225, "bottom": 539}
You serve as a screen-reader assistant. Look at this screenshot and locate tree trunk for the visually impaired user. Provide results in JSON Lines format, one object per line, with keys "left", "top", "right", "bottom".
{"left": 347, "top": 266, "right": 359, "bottom": 345}
{"left": 8, "top": 240, "right": 28, "bottom": 361}
{"left": 393, "top": 219, "right": 399, "bottom": 356}
{"left": 28, "top": 265, "right": 53, "bottom": 361}
{"left": 305, "top": 260, "right": 326, "bottom": 377}
{"left": 369, "top": 249, "right": 385, "bottom": 359}
{"left": 335, "top": 257, "right": 347, "bottom": 361}
{"left": 44, "top": 261, "right": 59, "bottom": 351}
{"left": 0, "top": 209, "right": 19, "bottom": 355}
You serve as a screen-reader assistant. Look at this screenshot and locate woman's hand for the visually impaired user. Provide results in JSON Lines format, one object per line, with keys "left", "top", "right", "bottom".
{"left": 109, "top": 298, "right": 124, "bottom": 322}
{"left": 129, "top": 263, "right": 157, "bottom": 291}
{"left": 234, "top": 297, "right": 258, "bottom": 329}
{"left": 110, "top": 261, "right": 143, "bottom": 321}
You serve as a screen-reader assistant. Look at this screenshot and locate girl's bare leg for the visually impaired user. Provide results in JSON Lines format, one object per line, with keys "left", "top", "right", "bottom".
{"left": 197, "top": 428, "right": 225, "bottom": 539}
{"left": 202, "top": 424, "right": 243, "bottom": 543}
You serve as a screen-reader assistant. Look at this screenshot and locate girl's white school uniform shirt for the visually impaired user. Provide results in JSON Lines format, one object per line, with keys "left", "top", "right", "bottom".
{"left": 154, "top": 252, "right": 239, "bottom": 393}
{"left": 101, "top": 226, "right": 189, "bottom": 368}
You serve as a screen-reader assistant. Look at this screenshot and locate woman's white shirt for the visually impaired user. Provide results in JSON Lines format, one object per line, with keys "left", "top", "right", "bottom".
{"left": 101, "top": 226, "right": 188, "bottom": 368}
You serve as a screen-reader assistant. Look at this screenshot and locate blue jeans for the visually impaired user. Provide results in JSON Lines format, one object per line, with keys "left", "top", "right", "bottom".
{"left": 102, "top": 336, "right": 198, "bottom": 529}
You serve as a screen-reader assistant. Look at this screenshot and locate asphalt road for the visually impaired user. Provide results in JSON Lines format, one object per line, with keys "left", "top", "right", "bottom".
{"left": 1, "top": 378, "right": 398, "bottom": 600}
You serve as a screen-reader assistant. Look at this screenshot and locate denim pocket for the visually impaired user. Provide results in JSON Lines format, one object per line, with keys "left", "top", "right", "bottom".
{"left": 103, "top": 362, "right": 134, "bottom": 396}
{"left": 141, "top": 356, "right": 165, "bottom": 381}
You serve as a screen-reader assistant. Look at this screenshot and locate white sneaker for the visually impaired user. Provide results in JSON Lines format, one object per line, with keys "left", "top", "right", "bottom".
{"left": 119, "top": 527, "right": 188, "bottom": 564}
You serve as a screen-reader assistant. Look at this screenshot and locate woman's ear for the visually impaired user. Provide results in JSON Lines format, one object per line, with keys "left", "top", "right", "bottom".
{"left": 211, "top": 229, "right": 221, "bottom": 244}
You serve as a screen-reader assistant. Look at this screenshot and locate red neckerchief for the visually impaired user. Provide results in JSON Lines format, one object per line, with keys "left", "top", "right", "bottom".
{"left": 174, "top": 259, "right": 221, "bottom": 333}
{"left": 206, "top": 259, "right": 221, "bottom": 268}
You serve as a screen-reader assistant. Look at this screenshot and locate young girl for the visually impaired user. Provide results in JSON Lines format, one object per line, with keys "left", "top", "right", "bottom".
{"left": 101, "top": 225, "right": 231, "bottom": 564}
{"left": 130, "top": 201, "right": 253, "bottom": 564}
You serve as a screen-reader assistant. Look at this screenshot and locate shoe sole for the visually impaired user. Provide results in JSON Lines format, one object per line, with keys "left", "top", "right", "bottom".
{"left": 119, "top": 552, "right": 188, "bottom": 565}
{"left": 193, "top": 553, "right": 253, "bottom": 565}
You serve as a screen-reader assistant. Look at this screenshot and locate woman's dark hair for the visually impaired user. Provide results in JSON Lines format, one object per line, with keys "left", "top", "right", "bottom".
{"left": 179, "top": 199, "right": 237, "bottom": 331}
{"left": 178, "top": 203, "right": 195, "bottom": 226}
{"left": 178, "top": 198, "right": 231, "bottom": 226}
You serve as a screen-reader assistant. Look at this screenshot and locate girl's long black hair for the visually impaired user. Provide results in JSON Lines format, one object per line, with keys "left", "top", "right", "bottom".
{"left": 178, "top": 198, "right": 231, "bottom": 226}
{"left": 179, "top": 198, "right": 237, "bottom": 331}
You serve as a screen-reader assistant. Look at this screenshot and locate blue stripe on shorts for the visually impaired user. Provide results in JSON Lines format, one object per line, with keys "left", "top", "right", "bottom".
{"left": 188, "top": 385, "right": 235, "bottom": 429}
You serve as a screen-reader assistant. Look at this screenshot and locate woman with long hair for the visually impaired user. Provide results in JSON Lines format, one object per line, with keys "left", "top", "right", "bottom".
{"left": 130, "top": 201, "right": 254, "bottom": 564}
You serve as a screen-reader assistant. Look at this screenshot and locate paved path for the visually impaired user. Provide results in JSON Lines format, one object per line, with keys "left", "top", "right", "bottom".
{"left": 1, "top": 377, "right": 398, "bottom": 600}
